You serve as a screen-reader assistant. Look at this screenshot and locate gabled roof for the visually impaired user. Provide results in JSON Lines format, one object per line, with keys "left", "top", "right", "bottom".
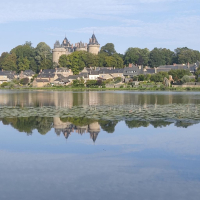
{"left": 68, "top": 75, "right": 79, "bottom": 80}
{"left": 38, "top": 74, "right": 55, "bottom": 78}
{"left": 0, "top": 71, "right": 15, "bottom": 79}
{"left": 89, "top": 71, "right": 99, "bottom": 75}
{"left": 36, "top": 79, "right": 49, "bottom": 82}
{"left": 41, "top": 69, "right": 56, "bottom": 74}
{"left": 144, "top": 68, "right": 155, "bottom": 74}
{"left": 123, "top": 66, "right": 143, "bottom": 76}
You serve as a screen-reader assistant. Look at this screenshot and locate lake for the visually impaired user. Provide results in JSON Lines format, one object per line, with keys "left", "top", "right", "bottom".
{"left": 0, "top": 90, "right": 200, "bottom": 200}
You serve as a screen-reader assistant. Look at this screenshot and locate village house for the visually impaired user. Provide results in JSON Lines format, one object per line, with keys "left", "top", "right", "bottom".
{"left": 19, "top": 70, "right": 35, "bottom": 81}
{"left": 123, "top": 64, "right": 143, "bottom": 82}
{"left": 0, "top": 71, "right": 15, "bottom": 85}
{"left": 156, "top": 62, "right": 199, "bottom": 74}
{"left": 88, "top": 71, "right": 99, "bottom": 80}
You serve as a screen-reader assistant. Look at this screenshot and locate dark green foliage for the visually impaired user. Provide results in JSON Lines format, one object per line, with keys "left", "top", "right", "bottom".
{"left": 168, "top": 69, "right": 191, "bottom": 81}
{"left": 150, "top": 73, "right": 163, "bottom": 82}
{"left": 98, "top": 120, "right": 118, "bottom": 133}
{"left": 0, "top": 41, "right": 52, "bottom": 73}
{"left": 149, "top": 48, "right": 174, "bottom": 68}
{"left": 72, "top": 78, "right": 85, "bottom": 87}
{"left": 1, "top": 117, "right": 53, "bottom": 135}
{"left": 61, "top": 117, "right": 96, "bottom": 126}
{"left": 20, "top": 78, "right": 29, "bottom": 85}
{"left": 125, "top": 120, "right": 149, "bottom": 128}
{"left": 124, "top": 47, "right": 149, "bottom": 66}
{"left": 100, "top": 43, "right": 116, "bottom": 56}
{"left": 174, "top": 47, "right": 200, "bottom": 64}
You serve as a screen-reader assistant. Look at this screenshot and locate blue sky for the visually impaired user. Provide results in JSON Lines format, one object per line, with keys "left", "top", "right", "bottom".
{"left": 0, "top": 0, "right": 200, "bottom": 54}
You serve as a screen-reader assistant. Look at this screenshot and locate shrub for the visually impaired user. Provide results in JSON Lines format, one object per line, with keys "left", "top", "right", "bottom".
{"left": 0, "top": 82, "right": 9, "bottom": 87}
{"left": 20, "top": 78, "right": 29, "bottom": 85}
{"left": 114, "top": 77, "right": 122, "bottom": 83}
{"left": 181, "top": 75, "right": 190, "bottom": 83}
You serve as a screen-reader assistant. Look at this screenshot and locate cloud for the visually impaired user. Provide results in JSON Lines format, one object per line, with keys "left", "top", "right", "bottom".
{"left": 0, "top": 0, "right": 191, "bottom": 23}
{"left": 51, "top": 15, "right": 200, "bottom": 45}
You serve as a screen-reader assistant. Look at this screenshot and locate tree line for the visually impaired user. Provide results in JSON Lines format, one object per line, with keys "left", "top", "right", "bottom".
{"left": 0, "top": 42, "right": 53, "bottom": 73}
{"left": 1, "top": 41, "right": 200, "bottom": 74}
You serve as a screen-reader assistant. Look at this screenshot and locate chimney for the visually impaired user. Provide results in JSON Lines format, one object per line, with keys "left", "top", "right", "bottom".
{"left": 129, "top": 63, "right": 132, "bottom": 68}
{"left": 173, "top": 63, "right": 176, "bottom": 66}
{"left": 1, "top": 69, "right": 3, "bottom": 72}
{"left": 155, "top": 67, "right": 157, "bottom": 73}
{"left": 188, "top": 62, "right": 189, "bottom": 68}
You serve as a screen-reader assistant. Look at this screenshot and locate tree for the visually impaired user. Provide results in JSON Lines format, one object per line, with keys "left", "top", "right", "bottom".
{"left": 112, "top": 54, "right": 124, "bottom": 68}
{"left": 104, "top": 56, "right": 116, "bottom": 67}
{"left": 149, "top": 48, "right": 165, "bottom": 68}
{"left": 18, "top": 57, "right": 30, "bottom": 71}
{"left": 10, "top": 42, "right": 36, "bottom": 72}
{"left": 100, "top": 43, "right": 116, "bottom": 56}
{"left": 59, "top": 55, "right": 69, "bottom": 68}
{"left": 124, "top": 47, "right": 150, "bottom": 66}
{"left": 0, "top": 52, "right": 9, "bottom": 69}
{"left": 1, "top": 53, "right": 17, "bottom": 71}
{"left": 174, "top": 47, "right": 200, "bottom": 64}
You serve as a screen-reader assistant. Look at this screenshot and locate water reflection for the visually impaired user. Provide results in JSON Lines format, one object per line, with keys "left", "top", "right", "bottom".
{"left": 1, "top": 90, "right": 200, "bottom": 107}
{"left": 0, "top": 116, "right": 196, "bottom": 143}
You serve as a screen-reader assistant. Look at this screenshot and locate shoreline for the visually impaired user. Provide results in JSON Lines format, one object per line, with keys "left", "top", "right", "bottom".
{"left": 1, "top": 86, "right": 200, "bottom": 91}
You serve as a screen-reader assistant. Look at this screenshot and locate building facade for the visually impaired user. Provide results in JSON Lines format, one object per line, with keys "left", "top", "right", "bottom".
{"left": 52, "top": 33, "right": 100, "bottom": 65}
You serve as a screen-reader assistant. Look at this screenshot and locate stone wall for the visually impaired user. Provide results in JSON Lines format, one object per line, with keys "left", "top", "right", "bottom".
{"left": 52, "top": 48, "right": 71, "bottom": 64}
{"left": 88, "top": 44, "right": 100, "bottom": 55}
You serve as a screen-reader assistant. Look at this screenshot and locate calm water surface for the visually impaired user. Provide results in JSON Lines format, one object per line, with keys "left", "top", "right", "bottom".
{"left": 0, "top": 90, "right": 200, "bottom": 200}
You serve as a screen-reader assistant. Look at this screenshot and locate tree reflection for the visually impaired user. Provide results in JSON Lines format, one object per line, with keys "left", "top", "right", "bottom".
{"left": 0, "top": 116, "right": 197, "bottom": 142}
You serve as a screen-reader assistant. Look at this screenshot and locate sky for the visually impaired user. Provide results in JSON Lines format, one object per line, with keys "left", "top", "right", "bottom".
{"left": 0, "top": 0, "right": 200, "bottom": 54}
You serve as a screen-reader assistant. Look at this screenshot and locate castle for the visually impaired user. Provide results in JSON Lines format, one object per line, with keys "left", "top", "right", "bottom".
{"left": 52, "top": 33, "right": 100, "bottom": 65}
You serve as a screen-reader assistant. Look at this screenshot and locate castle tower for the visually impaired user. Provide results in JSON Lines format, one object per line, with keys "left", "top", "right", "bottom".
{"left": 87, "top": 33, "right": 100, "bottom": 55}
{"left": 74, "top": 41, "right": 87, "bottom": 52}
{"left": 52, "top": 36, "right": 74, "bottom": 65}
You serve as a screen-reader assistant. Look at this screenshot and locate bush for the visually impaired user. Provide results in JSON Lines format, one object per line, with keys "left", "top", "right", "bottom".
{"left": 181, "top": 75, "right": 190, "bottom": 83}
{"left": 114, "top": 77, "right": 122, "bottom": 83}
{"left": 120, "top": 85, "right": 124, "bottom": 88}
{"left": 0, "top": 82, "right": 9, "bottom": 87}
{"left": 20, "top": 78, "right": 29, "bottom": 85}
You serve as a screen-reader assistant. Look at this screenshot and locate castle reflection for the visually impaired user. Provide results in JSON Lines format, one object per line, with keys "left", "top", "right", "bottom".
{"left": 0, "top": 116, "right": 196, "bottom": 143}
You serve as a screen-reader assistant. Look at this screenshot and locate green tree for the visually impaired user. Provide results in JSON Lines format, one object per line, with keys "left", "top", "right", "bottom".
{"left": 174, "top": 47, "right": 200, "bottom": 64}
{"left": 149, "top": 48, "right": 166, "bottom": 68}
{"left": 18, "top": 57, "right": 30, "bottom": 71}
{"left": 1, "top": 53, "right": 17, "bottom": 71}
{"left": 100, "top": 43, "right": 116, "bottom": 56}
{"left": 104, "top": 56, "right": 116, "bottom": 67}
{"left": 124, "top": 47, "right": 150, "bottom": 66}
